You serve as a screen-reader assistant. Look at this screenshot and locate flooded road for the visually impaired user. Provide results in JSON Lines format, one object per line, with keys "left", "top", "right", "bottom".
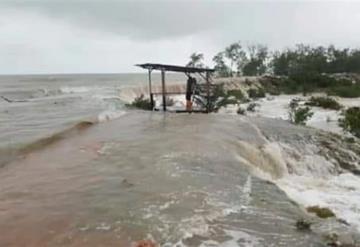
{"left": 0, "top": 112, "right": 332, "bottom": 246}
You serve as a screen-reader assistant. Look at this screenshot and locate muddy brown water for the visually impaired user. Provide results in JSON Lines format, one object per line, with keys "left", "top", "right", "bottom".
{"left": 0, "top": 112, "right": 325, "bottom": 246}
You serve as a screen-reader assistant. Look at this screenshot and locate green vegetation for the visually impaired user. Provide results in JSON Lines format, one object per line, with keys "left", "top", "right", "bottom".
{"left": 125, "top": 94, "right": 152, "bottom": 110}
{"left": 206, "top": 83, "right": 226, "bottom": 112}
{"left": 339, "top": 107, "right": 360, "bottom": 138}
{"left": 209, "top": 43, "right": 360, "bottom": 78}
{"left": 288, "top": 98, "right": 313, "bottom": 125}
{"left": 212, "top": 52, "right": 231, "bottom": 77}
{"left": 306, "top": 206, "right": 335, "bottom": 218}
{"left": 191, "top": 43, "right": 360, "bottom": 96}
{"left": 248, "top": 88, "right": 266, "bottom": 99}
{"left": 224, "top": 42, "right": 247, "bottom": 76}
{"left": 305, "top": 96, "right": 342, "bottom": 110}
{"left": 237, "top": 107, "right": 246, "bottom": 115}
{"left": 327, "top": 84, "right": 360, "bottom": 98}
{"left": 227, "top": 89, "right": 245, "bottom": 101}
{"left": 212, "top": 41, "right": 268, "bottom": 77}
{"left": 323, "top": 232, "right": 357, "bottom": 247}
{"left": 295, "top": 219, "right": 312, "bottom": 231}
{"left": 260, "top": 74, "right": 359, "bottom": 97}
{"left": 186, "top": 52, "right": 204, "bottom": 68}
{"left": 216, "top": 97, "right": 238, "bottom": 109}
{"left": 242, "top": 44, "right": 268, "bottom": 76}
{"left": 204, "top": 84, "right": 246, "bottom": 112}
{"left": 272, "top": 45, "right": 360, "bottom": 76}
{"left": 206, "top": 84, "right": 248, "bottom": 112}
{"left": 247, "top": 102, "right": 259, "bottom": 112}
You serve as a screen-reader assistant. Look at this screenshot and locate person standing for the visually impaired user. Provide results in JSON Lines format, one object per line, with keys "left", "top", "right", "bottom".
{"left": 186, "top": 76, "right": 196, "bottom": 111}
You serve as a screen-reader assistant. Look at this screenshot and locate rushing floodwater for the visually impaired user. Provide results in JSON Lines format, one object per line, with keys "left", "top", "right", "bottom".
{"left": 0, "top": 74, "right": 359, "bottom": 246}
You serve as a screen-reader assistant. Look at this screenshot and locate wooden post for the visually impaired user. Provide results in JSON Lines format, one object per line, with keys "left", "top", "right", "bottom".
{"left": 161, "top": 69, "right": 166, "bottom": 111}
{"left": 148, "top": 69, "right": 154, "bottom": 109}
{"left": 206, "top": 71, "right": 210, "bottom": 113}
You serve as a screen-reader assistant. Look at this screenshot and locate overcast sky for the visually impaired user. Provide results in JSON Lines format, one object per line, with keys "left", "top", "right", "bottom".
{"left": 1, "top": 0, "right": 359, "bottom": 74}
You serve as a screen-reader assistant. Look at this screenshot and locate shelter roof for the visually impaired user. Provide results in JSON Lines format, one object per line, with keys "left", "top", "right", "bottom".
{"left": 136, "top": 63, "right": 215, "bottom": 73}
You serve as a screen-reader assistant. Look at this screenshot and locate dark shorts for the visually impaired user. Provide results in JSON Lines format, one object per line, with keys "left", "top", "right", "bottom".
{"left": 186, "top": 92, "right": 192, "bottom": 100}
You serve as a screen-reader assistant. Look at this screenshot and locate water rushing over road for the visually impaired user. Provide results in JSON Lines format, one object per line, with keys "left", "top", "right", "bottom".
{"left": 1, "top": 74, "right": 360, "bottom": 246}
{"left": 0, "top": 112, "right": 336, "bottom": 246}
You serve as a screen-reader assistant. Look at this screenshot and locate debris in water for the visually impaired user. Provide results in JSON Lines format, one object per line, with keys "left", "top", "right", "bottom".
{"left": 121, "top": 178, "right": 134, "bottom": 188}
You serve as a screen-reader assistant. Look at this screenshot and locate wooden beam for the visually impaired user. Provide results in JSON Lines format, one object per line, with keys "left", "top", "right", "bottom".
{"left": 161, "top": 69, "right": 166, "bottom": 111}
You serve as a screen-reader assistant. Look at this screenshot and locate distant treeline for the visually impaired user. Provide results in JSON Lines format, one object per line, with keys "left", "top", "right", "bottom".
{"left": 187, "top": 42, "right": 360, "bottom": 97}
{"left": 187, "top": 42, "right": 360, "bottom": 77}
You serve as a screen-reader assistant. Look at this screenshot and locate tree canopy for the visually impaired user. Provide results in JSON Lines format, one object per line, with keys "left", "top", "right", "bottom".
{"left": 188, "top": 43, "right": 360, "bottom": 78}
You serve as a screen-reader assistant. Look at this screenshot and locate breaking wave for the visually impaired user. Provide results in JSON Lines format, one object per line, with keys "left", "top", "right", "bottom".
{"left": 230, "top": 119, "right": 360, "bottom": 232}
{"left": 119, "top": 83, "right": 185, "bottom": 103}
{"left": 0, "top": 121, "right": 95, "bottom": 167}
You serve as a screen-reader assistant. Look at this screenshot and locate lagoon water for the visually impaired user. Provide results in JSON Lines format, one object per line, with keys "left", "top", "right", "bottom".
{"left": 0, "top": 74, "right": 359, "bottom": 246}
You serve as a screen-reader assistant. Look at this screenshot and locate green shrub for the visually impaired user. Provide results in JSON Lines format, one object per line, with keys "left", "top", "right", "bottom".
{"left": 267, "top": 88, "right": 281, "bottom": 96}
{"left": 279, "top": 77, "right": 300, "bottom": 94}
{"left": 237, "top": 107, "right": 246, "bottom": 115}
{"left": 207, "top": 84, "right": 231, "bottom": 112}
{"left": 247, "top": 102, "right": 260, "bottom": 112}
{"left": 295, "top": 219, "right": 312, "bottom": 231}
{"left": 288, "top": 98, "right": 313, "bottom": 125}
{"left": 126, "top": 94, "right": 152, "bottom": 110}
{"left": 306, "top": 206, "right": 335, "bottom": 218}
{"left": 305, "top": 96, "right": 342, "bottom": 110}
{"left": 227, "top": 89, "right": 245, "bottom": 101}
{"left": 266, "top": 73, "right": 356, "bottom": 96}
{"left": 339, "top": 107, "right": 360, "bottom": 138}
{"left": 248, "top": 88, "right": 266, "bottom": 98}
{"left": 209, "top": 86, "right": 246, "bottom": 111}
{"left": 216, "top": 97, "right": 238, "bottom": 109}
{"left": 327, "top": 84, "right": 360, "bottom": 98}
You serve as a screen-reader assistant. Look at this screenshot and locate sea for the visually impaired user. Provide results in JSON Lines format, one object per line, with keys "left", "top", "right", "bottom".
{"left": 0, "top": 73, "right": 186, "bottom": 150}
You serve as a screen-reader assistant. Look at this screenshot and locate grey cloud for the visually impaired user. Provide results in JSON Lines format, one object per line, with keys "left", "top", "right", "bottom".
{"left": 5, "top": 1, "right": 360, "bottom": 46}
{"left": 1, "top": 1, "right": 360, "bottom": 74}
{"left": 4, "top": 1, "right": 233, "bottom": 40}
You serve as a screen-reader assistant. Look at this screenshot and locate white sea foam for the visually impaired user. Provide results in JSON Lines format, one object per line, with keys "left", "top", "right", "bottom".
{"left": 97, "top": 109, "right": 126, "bottom": 122}
{"left": 277, "top": 173, "right": 360, "bottom": 232}
{"left": 230, "top": 120, "right": 360, "bottom": 233}
{"left": 244, "top": 140, "right": 360, "bottom": 232}
{"left": 221, "top": 94, "right": 360, "bottom": 135}
{"left": 60, "top": 86, "right": 95, "bottom": 94}
{"left": 143, "top": 177, "right": 259, "bottom": 246}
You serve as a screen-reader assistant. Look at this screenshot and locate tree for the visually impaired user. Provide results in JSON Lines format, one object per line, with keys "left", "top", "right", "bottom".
{"left": 187, "top": 52, "right": 204, "bottom": 68}
{"left": 212, "top": 52, "right": 230, "bottom": 77}
{"left": 225, "top": 42, "right": 246, "bottom": 76}
{"left": 242, "top": 44, "right": 268, "bottom": 76}
{"left": 271, "top": 49, "right": 297, "bottom": 76}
